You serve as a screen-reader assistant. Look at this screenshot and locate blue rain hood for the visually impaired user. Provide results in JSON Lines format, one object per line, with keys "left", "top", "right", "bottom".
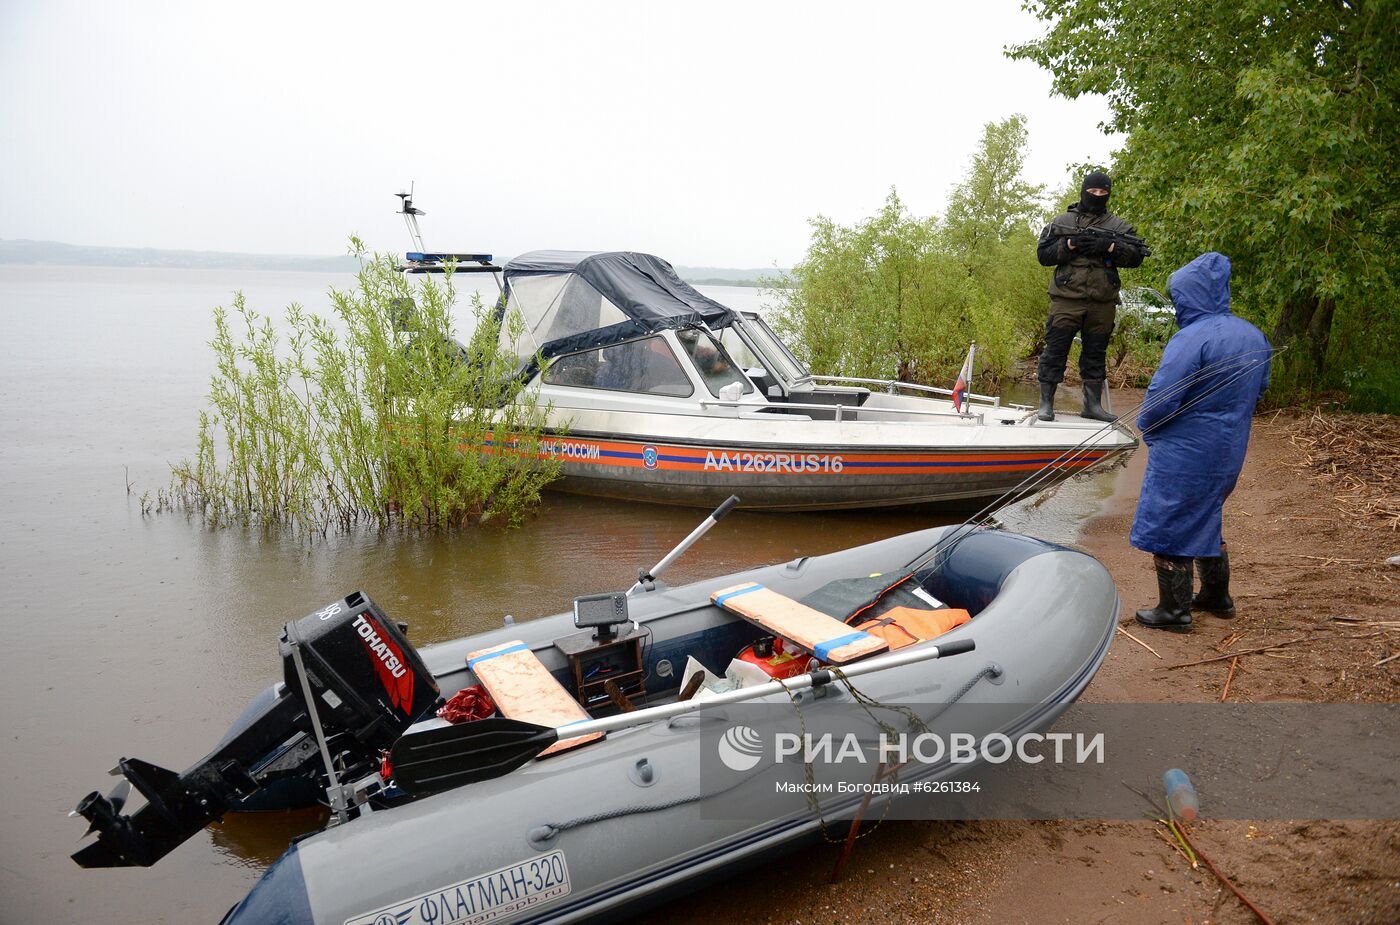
{"left": 1168, "top": 251, "right": 1232, "bottom": 328}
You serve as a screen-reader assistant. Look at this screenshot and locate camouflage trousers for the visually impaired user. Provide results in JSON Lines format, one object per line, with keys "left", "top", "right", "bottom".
{"left": 1036, "top": 299, "right": 1117, "bottom": 384}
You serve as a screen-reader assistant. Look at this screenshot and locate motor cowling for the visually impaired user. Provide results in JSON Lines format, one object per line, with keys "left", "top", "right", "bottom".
{"left": 72, "top": 592, "right": 439, "bottom": 868}
{"left": 280, "top": 591, "right": 439, "bottom": 754}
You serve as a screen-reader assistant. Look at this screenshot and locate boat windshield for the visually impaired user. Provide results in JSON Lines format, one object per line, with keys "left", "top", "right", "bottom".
{"left": 733, "top": 315, "right": 810, "bottom": 384}
{"left": 675, "top": 329, "right": 753, "bottom": 397}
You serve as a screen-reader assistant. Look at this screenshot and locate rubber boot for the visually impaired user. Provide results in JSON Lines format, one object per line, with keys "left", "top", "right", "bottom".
{"left": 1135, "top": 555, "right": 1194, "bottom": 632}
{"left": 1192, "top": 542, "right": 1235, "bottom": 617}
{"left": 1080, "top": 380, "right": 1117, "bottom": 423}
{"left": 1037, "top": 381, "right": 1057, "bottom": 421}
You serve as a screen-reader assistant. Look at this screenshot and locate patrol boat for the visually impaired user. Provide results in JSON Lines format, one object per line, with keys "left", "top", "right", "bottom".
{"left": 467, "top": 249, "right": 1136, "bottom": 510}
{"left": 70, "top": 511, "right": 1120, "bottom": 925}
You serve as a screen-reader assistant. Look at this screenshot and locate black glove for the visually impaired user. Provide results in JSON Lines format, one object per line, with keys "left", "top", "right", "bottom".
{"left": 1079, "top": 234, "right": 1112, "bottom": 256}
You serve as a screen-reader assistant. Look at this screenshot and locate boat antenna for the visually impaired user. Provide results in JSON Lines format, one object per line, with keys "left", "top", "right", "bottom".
{"left": 396, "top": 182, "right": 428, "bottom": 253}
{"left": 391, "top": 187, "right": 506, "bottom": 296}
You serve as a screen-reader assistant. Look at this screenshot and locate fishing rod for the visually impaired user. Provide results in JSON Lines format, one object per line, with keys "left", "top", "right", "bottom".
{"left": 984, "top": 351, "right": 1274, "bottom": 524}
{"left": 942, "top": 348, "right": 1272, "bottom": 530}
{"left": 929, "top": 350, "right": 1276, "bottom": 558}
{"left": 1023, "top": 347, "right": 1278, "bottom": 492}
{"left": 1136, "top": 353, "right": 1279, "bottom": 439}
{"left": 1004, "top": 346, "right": 1281, "bottom": 505}
{"left": 904, "top": 346, "right": 1279, "bottom": 574}
{"left": 983, "top": 346, "right": 1278, "bottom": 517}
{"left": 389, "top": 637, "right": 976, "bottom": 793}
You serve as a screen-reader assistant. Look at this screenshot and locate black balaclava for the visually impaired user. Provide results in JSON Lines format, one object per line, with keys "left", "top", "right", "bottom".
{"left": 1079, "top": 171, "right": 1111, "bottom": 214}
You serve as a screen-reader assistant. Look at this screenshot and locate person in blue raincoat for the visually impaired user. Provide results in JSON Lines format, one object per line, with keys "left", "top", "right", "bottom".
{"left": 1131, "top": 252, "right": 1272, "bottom": 631}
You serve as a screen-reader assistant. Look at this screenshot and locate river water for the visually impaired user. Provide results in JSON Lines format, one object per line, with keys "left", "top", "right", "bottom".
{"left": 0, "top": 265, "right": 1121, "bottom": 922}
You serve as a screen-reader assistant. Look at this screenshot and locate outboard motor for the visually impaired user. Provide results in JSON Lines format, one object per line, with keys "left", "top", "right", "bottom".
{"left": 71, "top": 592, "right": 439, "bottom": 868}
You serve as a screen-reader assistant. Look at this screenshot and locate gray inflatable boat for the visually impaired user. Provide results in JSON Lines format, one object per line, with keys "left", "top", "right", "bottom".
{"left": 71, "top": 524, "right": 1118, "bottom": 924}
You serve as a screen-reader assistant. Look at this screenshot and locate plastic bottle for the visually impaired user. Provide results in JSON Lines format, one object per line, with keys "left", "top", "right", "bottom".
{"left": 1162, "top": 768, "right": 1199, "bottom": 822}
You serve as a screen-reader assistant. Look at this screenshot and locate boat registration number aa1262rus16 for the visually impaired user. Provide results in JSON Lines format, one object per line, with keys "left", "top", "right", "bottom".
{"left": 344, "top": 850, "right": 571, "bottom": 925}
{"left": 518, "top": 436, "right": 850, "bottom": 474}
{"left": 496, "top": 433, "right": 1113, "bottom": 478}
{"left": 702, "top": 450, "right": 844, "bottom": 473}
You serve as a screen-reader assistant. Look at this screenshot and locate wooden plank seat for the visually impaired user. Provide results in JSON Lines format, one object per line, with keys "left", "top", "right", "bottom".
{"left": 710, "top": 582, "right": 889, "bottom": 664}
{"left": 466, "top": 640, "right": 602, "bottom": 758}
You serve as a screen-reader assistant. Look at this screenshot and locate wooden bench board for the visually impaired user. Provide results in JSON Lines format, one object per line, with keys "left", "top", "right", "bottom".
{"left": 710, "top": 582, "right": 888, "bottom": 664}
{"left": 466, "top": 640, "right": 601, "bottom": 758}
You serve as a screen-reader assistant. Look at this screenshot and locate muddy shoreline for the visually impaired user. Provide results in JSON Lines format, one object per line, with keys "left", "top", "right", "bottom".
{"left": 654, "top": 406, "right": 1400, "bottom": 925}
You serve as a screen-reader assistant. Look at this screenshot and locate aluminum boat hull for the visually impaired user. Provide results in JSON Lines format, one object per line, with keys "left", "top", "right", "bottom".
{"left": 541, "top": 429, "right": 1124, "bottom": 510}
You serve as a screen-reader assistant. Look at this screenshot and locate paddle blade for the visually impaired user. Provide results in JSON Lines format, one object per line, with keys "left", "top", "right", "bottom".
{"left": 390, "top": 718, "right": 557, "bottom": 795}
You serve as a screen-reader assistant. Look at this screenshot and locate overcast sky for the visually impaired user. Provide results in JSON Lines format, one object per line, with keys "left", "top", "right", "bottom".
{"left": 1, "top": 0, "right": 1117, "bottom": 268}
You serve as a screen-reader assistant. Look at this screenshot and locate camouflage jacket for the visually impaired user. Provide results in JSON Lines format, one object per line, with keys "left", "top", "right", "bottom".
{"left": 1036, "top": 205, "right": 1145, "bottom": 303}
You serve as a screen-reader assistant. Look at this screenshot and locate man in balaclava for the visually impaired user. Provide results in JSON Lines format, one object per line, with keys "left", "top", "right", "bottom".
{"left": 1034, "top": 171, "right": 1147, "bottom": 421}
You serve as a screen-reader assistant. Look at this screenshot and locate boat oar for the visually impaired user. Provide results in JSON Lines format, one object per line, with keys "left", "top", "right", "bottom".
{"left": 390, "top": 637, "right": 975, "bottom": 795}
{"left": 629, "top": 495, "right": 741, "bottom": 594}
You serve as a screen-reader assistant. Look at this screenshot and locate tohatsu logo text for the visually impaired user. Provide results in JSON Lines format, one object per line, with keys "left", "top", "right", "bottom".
{"left": 353, "top": 614, "right": 415, "bottom": 712}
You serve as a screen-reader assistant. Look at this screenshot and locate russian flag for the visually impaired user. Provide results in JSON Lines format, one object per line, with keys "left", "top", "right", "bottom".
{"left": 952, "top": 344, "right": 975, "bottom": 413}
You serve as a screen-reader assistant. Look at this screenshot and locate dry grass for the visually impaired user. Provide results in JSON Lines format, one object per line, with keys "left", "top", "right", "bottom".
{"left": 1288, "top": 410, "right": 1400, "bottom": 529}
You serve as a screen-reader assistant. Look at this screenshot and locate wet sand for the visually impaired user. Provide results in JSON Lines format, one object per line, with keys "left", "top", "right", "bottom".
{"left": 656, "top": 405, "right": 1400, "bottom": 925}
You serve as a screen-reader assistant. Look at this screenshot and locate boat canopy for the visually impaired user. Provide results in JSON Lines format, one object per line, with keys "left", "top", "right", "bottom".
{"left": 498, "top": 250, "right": 738, "bottom": 373}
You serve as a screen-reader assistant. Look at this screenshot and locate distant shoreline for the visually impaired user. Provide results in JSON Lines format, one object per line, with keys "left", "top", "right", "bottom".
{"left": 0, "top": 239, "right": 781, "bottom": 287}
{"left": 0, "top": 238, "right": 359, "bottom": 273}
{"left": 685, "top": 277, "right": 770, "bottom": 289}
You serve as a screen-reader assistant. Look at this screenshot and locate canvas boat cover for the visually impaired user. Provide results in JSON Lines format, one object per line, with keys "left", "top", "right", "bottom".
{"left": 497, "top": 250, "right": 738, "bottom": 373}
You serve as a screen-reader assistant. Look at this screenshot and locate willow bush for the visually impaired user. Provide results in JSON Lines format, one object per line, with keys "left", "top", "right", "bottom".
{"left": 768, "top": 195, "right": 1023, "bottom": 386}
{"left": 767, "top": 117, "right": 1056, "bottom": 389}
{"left": 171, "top": 243, "right": 560, "bottom": 533}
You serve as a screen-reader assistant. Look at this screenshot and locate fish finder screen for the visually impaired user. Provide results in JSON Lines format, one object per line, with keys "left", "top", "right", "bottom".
{"left": 573, "top": 592, "right": 628, "bottom": 629}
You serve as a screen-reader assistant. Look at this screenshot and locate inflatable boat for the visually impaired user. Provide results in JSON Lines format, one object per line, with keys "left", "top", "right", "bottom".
{"left": 470, "top": 249, "right": 1137, "bottom": 510}
{"left": 71, "top": 521, "right": 1118, "bottom": 924}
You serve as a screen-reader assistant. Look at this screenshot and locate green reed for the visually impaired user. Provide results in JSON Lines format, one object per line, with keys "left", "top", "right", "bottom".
{"left": 169, "top": 242, "right": 560, "bottom": 534}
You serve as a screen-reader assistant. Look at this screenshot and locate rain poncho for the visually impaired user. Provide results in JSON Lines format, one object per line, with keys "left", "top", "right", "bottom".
{"left": 1129, "top": 253, "right": 1272, "bottom": 557}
